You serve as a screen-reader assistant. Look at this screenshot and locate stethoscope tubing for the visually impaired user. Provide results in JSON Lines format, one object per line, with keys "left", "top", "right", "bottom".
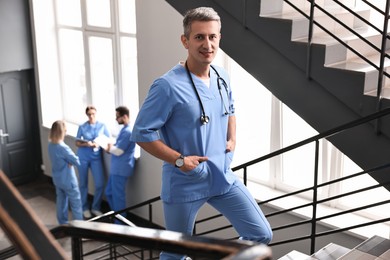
{"left": 184, "top": 62, "right": 229, "bottom": 125}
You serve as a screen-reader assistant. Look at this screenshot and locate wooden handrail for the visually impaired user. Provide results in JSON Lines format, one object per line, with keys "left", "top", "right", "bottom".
{"left": 51, "top": 220, "right": 272, "bottom": 259}
{"left": 0, "top": 170, "right": 68, "bottom": 259}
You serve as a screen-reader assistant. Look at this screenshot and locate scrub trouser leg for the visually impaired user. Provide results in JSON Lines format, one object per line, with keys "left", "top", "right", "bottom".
{"left": 208, "top": 181, "right": 273, "bottom": 244}
{"left": 55, "top": 187, "right": 69, "bottom": 224}
{"left": 161, "top": 199, "right": 206, "bottom": 260}
{"left": 66, "top": 182, "right": 83, "bottom": 221}
{"left": 105, "top": 176, "right": 114, "bottom": 210}
{"left": 90, "top": 159, "right": 105, "bottom": 211}
{"left": 78, "top": 160, "right": 90, "bottom": 211}
{"left": 105, "top": 175, "right": 128, "bottom": 223}
{"left": 161, "top": 181, "right": 273, "bottom": 260}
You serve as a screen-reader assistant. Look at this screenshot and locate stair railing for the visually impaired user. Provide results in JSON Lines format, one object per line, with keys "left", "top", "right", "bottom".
{"left": 0, "top": 171, "right": 273, "bottom": 260}
{"left": 284, "top": 0, "right": 390, "bottom": 116}
{"left": 50, "top": 220, "right": 273, "bottom": 260}
{"left": 96, "top": 107, "right": 390, "bottom": 256}
{"left": 196, "top": 106, "right": 390, "bottom": 254}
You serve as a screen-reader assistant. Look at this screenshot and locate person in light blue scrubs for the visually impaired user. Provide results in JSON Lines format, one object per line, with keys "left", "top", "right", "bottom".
{"left": 76, "top": 105, "right": 110, "bottom": 218}
{"left": 131, "top": 7, "right": 272, "bottom": 259}
{"left": 48, "top": 120, "right": 83, "bottom": 224}
{"left": 105, "top": 106, "right": 136, "bottom": 223}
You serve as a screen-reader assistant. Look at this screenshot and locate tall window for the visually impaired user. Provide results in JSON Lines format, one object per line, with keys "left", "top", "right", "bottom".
{"left": 30, "top": 0, "right": 138, "bottom": 134}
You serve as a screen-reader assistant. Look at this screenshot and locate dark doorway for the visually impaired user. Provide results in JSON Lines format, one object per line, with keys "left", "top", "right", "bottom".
{"left": 0, "top": 70, "right": 42, "bottom": 184}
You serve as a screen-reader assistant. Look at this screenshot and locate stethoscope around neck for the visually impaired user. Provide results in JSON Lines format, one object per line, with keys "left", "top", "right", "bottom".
{"left": 185, "top": 62, "right": 230, "bottom": 125}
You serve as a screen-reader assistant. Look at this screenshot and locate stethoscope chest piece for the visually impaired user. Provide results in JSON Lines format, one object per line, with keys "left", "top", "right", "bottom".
{"left": 201, "top": 115, "right": 210, "bottom": 125}
{"left": 185, "top": 61, "right": 229, "bottom": 126}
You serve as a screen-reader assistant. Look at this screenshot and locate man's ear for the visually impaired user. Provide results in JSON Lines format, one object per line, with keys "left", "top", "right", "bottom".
{"left": 181, "top": 35, "right": 189, "bottom": 49}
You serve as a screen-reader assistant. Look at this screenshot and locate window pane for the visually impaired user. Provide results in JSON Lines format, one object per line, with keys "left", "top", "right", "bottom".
{"left": 88, "top": 36, "right": 116, "bottom": 127}
{"left": 282, "top": 143, "right": 317, "bottom": 188}
{"left": 339, "top": 157, "right": 390, "bottom": 220}
{"left": 281, "top": 105, "right": 318, "bottom": 188}
{"left": 56, "top": 0, "right": 81, "bottom": 27}
{"left": 86, "top": 0, "right": 111, "bottom": 28}
{"left": 229, "top": 59, "right": 272, "bottom": 182}
{"left": 31, "top": 0, "right": 63, "bottom": 126}
{"left": 58, "top": 29, "right": 86, "bottom": 123}
{"left": 121, "top": 37, "right": 139, "bottom": 118}
{"left": 119, "top": 0, "right": 136, "bottom": 33}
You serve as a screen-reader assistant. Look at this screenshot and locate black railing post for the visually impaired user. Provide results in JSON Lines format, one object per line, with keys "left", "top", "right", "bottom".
{"left": 243, "top": 166, "right": 248, "bottom": 186}
{"left": 375, "top": 0, "right": 390, "bottom": 133}
{"left": 149, "top": 203, "right": 153, "bottom": 258}
{"left": 310, "top": 140, "right": 320, "bottom": 254}
{"left": 71, "top": 237, "right": 83, "bottom": 260}
{"left": 306, "top": 0, "right": 316, "bottom": 79}
{"left": 242, "top": 0, "right": 247, "bottom": 28}
{"left": 109, "top": 243, "right": 116, "bottom": 259}
{"left": 149, "top": 203, "right": 153, "bottom": 223}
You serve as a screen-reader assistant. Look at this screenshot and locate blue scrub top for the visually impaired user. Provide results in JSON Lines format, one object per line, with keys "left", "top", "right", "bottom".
{"left": 110, "top": 124, "right": 136, "bottom": 177}
{"left": 76, "top": 121, "right": 110, "bottom": 160}
{"left": 48, "top": 141, "right": 80, "bottom": 190}
{"left": 132, "top": 64, "right": 237, "bottom": 203}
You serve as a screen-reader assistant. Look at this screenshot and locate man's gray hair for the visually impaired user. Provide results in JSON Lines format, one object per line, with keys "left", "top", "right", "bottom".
{"left": 183, "top": 7, "right": 221, "bottom": 38}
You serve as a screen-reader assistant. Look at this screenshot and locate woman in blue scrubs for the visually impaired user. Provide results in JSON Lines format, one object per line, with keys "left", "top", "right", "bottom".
{"left": 48, "top": 120, "right": 83, "bottom": 224}
{"left": 76, "top": 106, "right": 110, "bottom": 218}
{"left": 131, "top": 7, "right": 272, "bottom": 260}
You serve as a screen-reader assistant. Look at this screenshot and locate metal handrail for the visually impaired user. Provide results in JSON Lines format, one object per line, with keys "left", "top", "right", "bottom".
{"left": 50, "top": 221, "right": 272, "bottom": 260}
{"left": 202, "top": 109, "right": 390, "bottom": 254}
{"left": 233, "top": 106, "right": 390, "bottom": 170}
{"left": 103, "top": 107, "right": 390, "bottom": 256}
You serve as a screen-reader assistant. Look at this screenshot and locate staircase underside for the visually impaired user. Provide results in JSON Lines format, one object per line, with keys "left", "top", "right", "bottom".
{"left": 166, "top": 0, "right": 390, "bottom": 188}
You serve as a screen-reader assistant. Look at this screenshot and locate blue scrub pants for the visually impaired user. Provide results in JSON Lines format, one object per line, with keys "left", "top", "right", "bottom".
{"left": 78, "top": 159, "right": 105, "bottom": 212}
{"left": 105, "top": 175, "right": 128, "bottom": 223}
{"left": 160, "top": 180, "right": 273, "bottom": 260}
{"left": 55, "top": 184, "right": 83, "bottom": 224}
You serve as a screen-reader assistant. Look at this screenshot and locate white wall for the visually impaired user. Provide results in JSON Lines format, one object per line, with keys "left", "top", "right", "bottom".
{"left": 0, "top": 0, "right": 33, "bottom": 73}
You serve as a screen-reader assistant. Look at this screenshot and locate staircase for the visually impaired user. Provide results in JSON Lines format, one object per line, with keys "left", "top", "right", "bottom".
{"left": 166, "top": 0, "right": 390, "bottom": 188}
{"left": 279, "top": 235, "right": 390, "bottom": 259}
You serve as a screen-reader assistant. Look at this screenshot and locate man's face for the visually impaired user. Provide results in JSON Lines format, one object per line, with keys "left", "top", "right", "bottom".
{"left": 181, "top": 20, "right": 221, "bottom": 66}
{"left": 116, "top": 112, "right": 124, "bottom": 125}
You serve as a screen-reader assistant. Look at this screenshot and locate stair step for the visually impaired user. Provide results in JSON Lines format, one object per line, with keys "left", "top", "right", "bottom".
{"left": 277, "top": 250, "right": 315, "bottom": 259}
{"left": 260, "top": 0, "right": 357, "bottom": 17}
{"left": 326, "top": 52, "right": 390, "bottom": 71}
{"left": 262, "top": 7, "right": 371, "bottom": 41}
{"left": 338, "top": 235, "right": 390, "bottom": 259}
{"left": 294, "top": 26, "right": 387, "bottom": 65}
{"left": 325, "top": 52, "right": 390, "bottom": 98}
{"left": 294, "top": 25, "right": 378, "bottom": 44}
{"left": 311, "top": 243, "right": 350, "bottom": 259}
{"left": 304, "top": 8, "right": 370, "bottom": 40}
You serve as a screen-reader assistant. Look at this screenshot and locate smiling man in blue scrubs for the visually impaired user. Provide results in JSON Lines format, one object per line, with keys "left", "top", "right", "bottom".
{"left": 131, "top": 7, "right": 272, "bottom": 259}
